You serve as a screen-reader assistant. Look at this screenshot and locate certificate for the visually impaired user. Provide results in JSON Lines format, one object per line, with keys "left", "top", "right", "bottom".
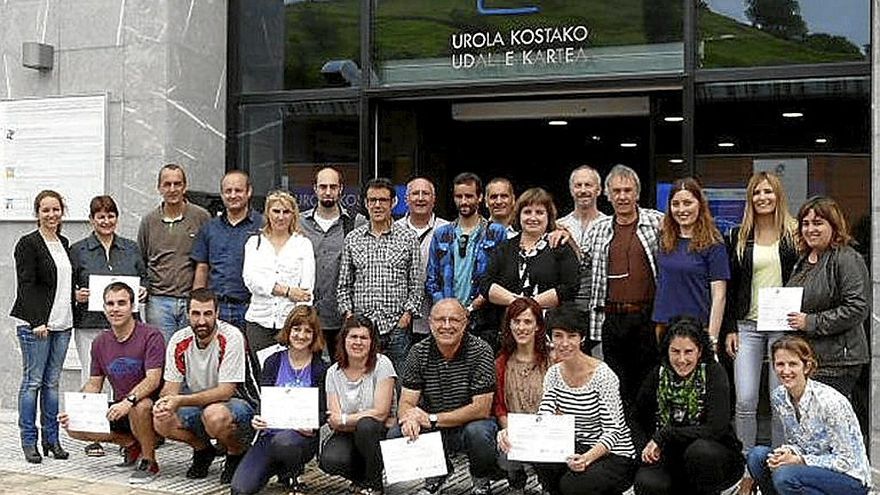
{"left": 507, "top": 413, "right": 575, "bottom": 463}
{"left": 260, "top": 387, "right": 319, "bottom": 430}
{"left": 87, "top": 275, "right": 141, "bottom": 312}
{"left": 64, "top": 392, "right": 110, "bottom": 433}
{"left": 379, "top": 431, "right": 448, "bottom": 485}
{"left": 757, "top": 287, "right": 803, "bottom": 331}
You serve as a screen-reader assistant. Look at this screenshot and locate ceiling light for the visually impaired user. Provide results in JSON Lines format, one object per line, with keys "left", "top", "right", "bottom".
{"left": 663, "top": 116, "right": 684, "bottom": 123}
{"left": 668, "top": 158, "right": 684, "bottom": 164}
{"left": 548, "top": 120, "right": 568, "bottom": 126}
{"left": 717, "top": 142, "right": 735, "bottom": 148}
{"left": 591, "top": 135, "right": 601, "bottom": 141}
{"left": 782, "top": 112, "right": 804, "bottom": 118}
{"left": 619, "top": 142, "right": 637, "bottom": 148}
{"left": 815, "top": 137, "right": 828, "bottom": 144}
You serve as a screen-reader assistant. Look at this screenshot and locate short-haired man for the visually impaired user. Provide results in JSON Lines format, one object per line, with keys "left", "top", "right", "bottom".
{"left": 577, "top": 164, "right": 663, "bottom": 410}
{"left": 192, "top": 170, "right": 262, "bottom": 330}
{"left": 139, "top": 164, "right": 211, "bottom": 342}
{"left": 152, "top": 289, "right": 259, "bottom": 484}
{"left": 392, "top": 298, "right": 498, "bottom": 495}
{"left": 485, "top": 177, "right": 517, "bottom": 238}
{"left": 426, "top": 172, "right": 507, "bottom": 349}
{"left": 300, "top": 167, "right": 365, "bottom": 359}
{"left": 337, "top": 177, "right": 422, "bottom": 372}
{"left": 395, "top": 177, "right": 448, "bottom": 340}
{"left": 59, "top": 282, "right": 165, "bottom": 484}
{"left": 558, "top": 165, "right": 607, "bottom": 249}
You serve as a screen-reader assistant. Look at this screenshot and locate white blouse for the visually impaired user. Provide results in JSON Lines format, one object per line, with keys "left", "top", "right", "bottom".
{"left": 243, "top": 232, "right": 316, "bottom": 329}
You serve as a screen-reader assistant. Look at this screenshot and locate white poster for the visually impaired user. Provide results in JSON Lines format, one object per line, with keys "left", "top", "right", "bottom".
{"left": 0, "top": 95, "right": 106, "bottom": 220}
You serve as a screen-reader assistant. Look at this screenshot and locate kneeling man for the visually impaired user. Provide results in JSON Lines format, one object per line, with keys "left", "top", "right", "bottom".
{"left": 59, "top": 282, "right": 165, "bottom": 484}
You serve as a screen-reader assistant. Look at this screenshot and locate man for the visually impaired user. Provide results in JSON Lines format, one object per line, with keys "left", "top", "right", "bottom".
{"left": 577, "top": 164, "right": 663, "bottom": 410}
{"left": 395, "top": 177, "right": 448, "bottom": 341}
{"left": 191, "top": 170, "right": 262, "bottom": 330}
{"left": 485, "top": 177, "right": 516, "bottom": 238}
{"left": 59, "top": 282, "right": 165, "bottom": 484}
{"left": 558, "top": 165, "right": 607, "bottom": 249}
{"left": 301, "top": 167, "right": 365, "bottom": 359}
{"left": 138, "top": 163, "right": 211, "bottom": 342}
{"left": 152, "top": 289, "right": 259, "bottom": 484}
{"left": 392, "top": 298, "right": 498, "bottom": 495}
{"left": 337, "top": 177, "right": 422, "bottom": 372}
{"left": 426, "top": 173, "right": 506, "bottom": 349}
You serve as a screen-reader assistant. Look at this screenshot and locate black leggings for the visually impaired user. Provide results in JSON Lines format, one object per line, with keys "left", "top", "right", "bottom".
{"left": 319, "top": 417, "right": 387, "bottom": 490}
{"left": 634, "top": 439, "right": 743, "bottom": 495}
{"left": 535, "top": 453, "right": 638, "bottom": 495}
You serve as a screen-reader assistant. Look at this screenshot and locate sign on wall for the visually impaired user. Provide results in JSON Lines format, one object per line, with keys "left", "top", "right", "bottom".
{"left": 0, "top": 94, "right": 107, "bottom": 221}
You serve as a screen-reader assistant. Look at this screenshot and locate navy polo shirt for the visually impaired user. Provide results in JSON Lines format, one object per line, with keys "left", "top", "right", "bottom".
{"left": 191, "top": 209, "right": 262, "bottom": 301}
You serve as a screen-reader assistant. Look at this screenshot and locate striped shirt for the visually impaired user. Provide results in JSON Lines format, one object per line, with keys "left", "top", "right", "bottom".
{"left": 401, "top": 333, "right": 495, "bottom": 414}
{"left": 539, "top": 362, "right": 635, "bottom": 458}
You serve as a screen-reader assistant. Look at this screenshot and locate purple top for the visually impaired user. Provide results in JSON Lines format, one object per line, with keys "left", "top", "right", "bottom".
{"left": 276, "top": 353, "right": 312, "bottom": 388}
{"left": 652, "top": 239, "right": 730, "bottom": 325}
{"left": 90, "top": 321, "right": 165, "bottom": 399}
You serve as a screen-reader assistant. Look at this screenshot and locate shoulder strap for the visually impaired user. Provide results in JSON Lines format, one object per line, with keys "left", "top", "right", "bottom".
{"left": 342, "top": 210, "right": 356, "bottom": 236}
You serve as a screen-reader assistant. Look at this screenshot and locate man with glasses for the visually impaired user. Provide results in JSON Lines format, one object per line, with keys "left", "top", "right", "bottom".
{"left": 576, "top": 164, "right": 663, "bottom": 411}
{"left": 426, "top": 172, "right": 507, "bottom": 350}
{"left": 337, "top": 177, "right": 422, "bottom": 372}
{"left": 396, "top": 177, "right": 448, "bottom": 343}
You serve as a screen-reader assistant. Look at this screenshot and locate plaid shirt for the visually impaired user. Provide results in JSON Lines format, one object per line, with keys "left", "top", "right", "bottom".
{"left": 337, "top": 222, "right": 423, "bottom": 335}
{"left": 576, "top": 207, "right": 664, "bottom": 341}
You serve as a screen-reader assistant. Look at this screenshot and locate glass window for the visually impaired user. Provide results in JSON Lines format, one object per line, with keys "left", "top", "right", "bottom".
{"left": 235, "top": 0, "right": 361, "bottom": 92}
{"left": 698, "top": 0, "right": 869, "bottom": 69}
{"left": 237, "top": 100, "right": 361, "bottom": 210}
{"left": 373, "top": 0, "right": 683, "bottom": 86}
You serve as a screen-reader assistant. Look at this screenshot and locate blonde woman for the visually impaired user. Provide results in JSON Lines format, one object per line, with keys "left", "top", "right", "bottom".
{"left": 243, "top": 190, "right": 316, "bottom": 352}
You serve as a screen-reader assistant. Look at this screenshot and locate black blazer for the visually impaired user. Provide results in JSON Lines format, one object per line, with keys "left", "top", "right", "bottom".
{"left": 10, "top": 230, "right": 73, "bottom": 328}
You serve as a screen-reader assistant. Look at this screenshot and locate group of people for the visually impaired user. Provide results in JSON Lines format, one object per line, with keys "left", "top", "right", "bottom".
{"left": 10, "top": 161, "right": 872, "bottom": 495}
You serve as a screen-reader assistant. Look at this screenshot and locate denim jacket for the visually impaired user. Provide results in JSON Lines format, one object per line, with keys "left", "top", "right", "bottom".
{"left": 425, "top": 219, "right": 508, "bottom": 304}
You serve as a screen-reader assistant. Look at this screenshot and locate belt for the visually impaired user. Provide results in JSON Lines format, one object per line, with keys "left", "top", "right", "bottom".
{"left": 599, "top": 301, "right": 650, "bottom": 314}
{"left": 217, "top": 295, "right": 250, "bottom": 305}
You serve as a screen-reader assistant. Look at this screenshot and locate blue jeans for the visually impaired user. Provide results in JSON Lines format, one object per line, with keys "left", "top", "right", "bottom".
{"left": 379, "top": 326, "right": 412, "bottom": 375}
{"left": 17, "top": 326, "right": 72, "bottom": 447}
{"left": 145, "top": 295, "right": 189, "bottom": 343}
{"left": 177, "top": 398, "right": 255, "bottom": 442}
{"left": 231, "top": 430, "right": 318, "bottom": 495}
{"left": 734, "top": 320, "right": 784, "bottom": 454}
{"left": 747, "top": 446, "right": 868, "bottom": 495}
{"left": 388, "top": 418, "right": 498, "bottom": 478}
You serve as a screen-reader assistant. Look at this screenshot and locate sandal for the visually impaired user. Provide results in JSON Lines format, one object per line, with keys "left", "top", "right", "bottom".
{"left": 84, "top": 442, "right": 105, "bottom": 457}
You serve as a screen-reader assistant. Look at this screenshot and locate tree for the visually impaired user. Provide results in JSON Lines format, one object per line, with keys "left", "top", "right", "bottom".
{"left": 745, "top": 0, "right": 807, "bottom": 40}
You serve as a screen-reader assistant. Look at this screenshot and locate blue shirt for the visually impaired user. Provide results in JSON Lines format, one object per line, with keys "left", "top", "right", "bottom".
{"left": 191, "top": 209, "right": 262, "bottom": 301}
{"left": 453, "top": 224, "right": 480, "bottom": 304}
{"left": 652, "top": 239, "right": 729, "bottom": 325}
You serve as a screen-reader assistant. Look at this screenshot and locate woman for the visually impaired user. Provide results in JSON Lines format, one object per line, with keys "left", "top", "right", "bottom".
{"left": 69, "top": 195, "right": 148, "bottom": 457}
{"left": 499, "top": 304, "right": 637, "bottom": 495}
{"left": 632, "top": 317, "right": 743, "bottom": 494}
{"left": 722, "top": 172, "right": 798, "bottom": 492}
{"left": 653, "top": 178, "right": 729, "bottom": 350}
{"left": 493, "top": 298, "right": 551, "bottom": 494}
{"left": 746, "top": 336, "right": 871, "bottom": 495}
{"left": 319, "top": 315, "right": 396, "bottom": 495}
{"left": 785, "top": 196, "right": 869, "bottom": 397}
{"left": 483, "top": 188, "right": 580, "bottom": 310}
{"left": 243, "top": 190, "right": 316, "bottom": 353}
{"left": 230, "top": 305, "right": 327, "bottom": 495}
{"left": 10, "top": 190, "right": 74, "bottom": 463}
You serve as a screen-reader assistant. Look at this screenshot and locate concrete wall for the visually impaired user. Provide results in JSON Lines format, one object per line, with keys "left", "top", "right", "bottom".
{"left": 0, "top": 0, "right": 227, "bottom": 408}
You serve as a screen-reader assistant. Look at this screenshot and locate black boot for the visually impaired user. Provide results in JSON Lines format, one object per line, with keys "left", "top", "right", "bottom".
{"left": 42, "top": 442, "right": 69, "bottom": 460}
{"left": 22, "top": 445, "right": 42, "bottom": 464}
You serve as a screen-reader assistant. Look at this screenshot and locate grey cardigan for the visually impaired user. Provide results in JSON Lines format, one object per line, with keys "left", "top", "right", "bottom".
{"left": 787, "top": 245, "right": 869, "bottom": 368}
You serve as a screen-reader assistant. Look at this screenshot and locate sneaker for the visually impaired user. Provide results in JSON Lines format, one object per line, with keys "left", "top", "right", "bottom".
{"left": 185, "top": 447, "right": 217, "bottom": 479}
{"left": 128, "top": 459, "right": 159, "bottom": 484}
{"left": 115, "top": 442, "right": 141, "bottom": 468}
{"left": 472, "top": 477, "right": 491, "bottom": 495}
{"left": 220, "top": 453, "right": 244, "bottom": 484}
{"left": 417, "top": 474, "right": 448, "bottom": 494}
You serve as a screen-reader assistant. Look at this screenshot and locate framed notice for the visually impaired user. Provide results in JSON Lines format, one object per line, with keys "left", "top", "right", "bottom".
{"left": 0, "top": 94, "right": 107, "bottom": 220}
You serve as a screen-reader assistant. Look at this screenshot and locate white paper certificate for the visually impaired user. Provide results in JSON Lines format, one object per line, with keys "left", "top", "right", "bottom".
{"left": 64, "top": 392, "right": 110, "bottom": 433}
{"left": 380, "top": 431, "right": 448, "bottom": 485}
{"left": 87, "top": 275, "right": 141, "bottom": 312}
{"left": 507, "top": 413, "right": 575, "bottom": 463}
{"left": 260, "top": 387, "right": 319, "bottom": 430}
{"left": 757, "top": 287, "right": 803, "bottom": 331}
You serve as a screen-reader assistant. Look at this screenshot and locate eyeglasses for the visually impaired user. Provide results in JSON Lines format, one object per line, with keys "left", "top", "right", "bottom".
{"left": 431, "top": 316, "right": 466, "bottom": 326}
{"left": 458, "top": 234, "right": 469, "bottom": 258}
{"left": 366, "top": 196, "right": 392, "bottom": 205}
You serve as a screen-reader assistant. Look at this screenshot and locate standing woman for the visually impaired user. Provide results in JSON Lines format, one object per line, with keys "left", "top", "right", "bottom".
{"left": 319, "top": 315, "right": 396, "bottom": 495}
{"left": 723, "top": 172, "right": 798, "bottom": 492}
{"left": 230, "top": 306, "right": 328, "bottom": 495}
{"left": 243, "top": 190, "right": 316, "bottom": 353}
{"left": 11, "top": 190, "right": 74, "bottom": 463}
{"left": 785, "top": 196, "right": 869, "bottom": 397}
{"left": 653, "top": 178, "right": 729, "bottom": 351}
{"left": 493, "top": 297, "right": 551, "bottom": 494}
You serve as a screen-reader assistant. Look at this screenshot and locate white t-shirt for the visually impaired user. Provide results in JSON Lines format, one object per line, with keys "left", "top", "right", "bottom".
{"left": 325, "top": 354, "right": 396, "bottom": 414}
{"left": 164, "top": 321, "right": 246, "bottom": 393}
{"left": 314, "top": 213, "right": 340, "bottom": 233}
{"left": 45, "top": 239, "right": 73, "bottom": 331}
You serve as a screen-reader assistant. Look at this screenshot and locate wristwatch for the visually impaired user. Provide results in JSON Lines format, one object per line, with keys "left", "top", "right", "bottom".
{"left": 126, "top": 393, "right": 138, "bottom": 406}
{"left": 428, "top": 413, "right": 438, "bottom": 429}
